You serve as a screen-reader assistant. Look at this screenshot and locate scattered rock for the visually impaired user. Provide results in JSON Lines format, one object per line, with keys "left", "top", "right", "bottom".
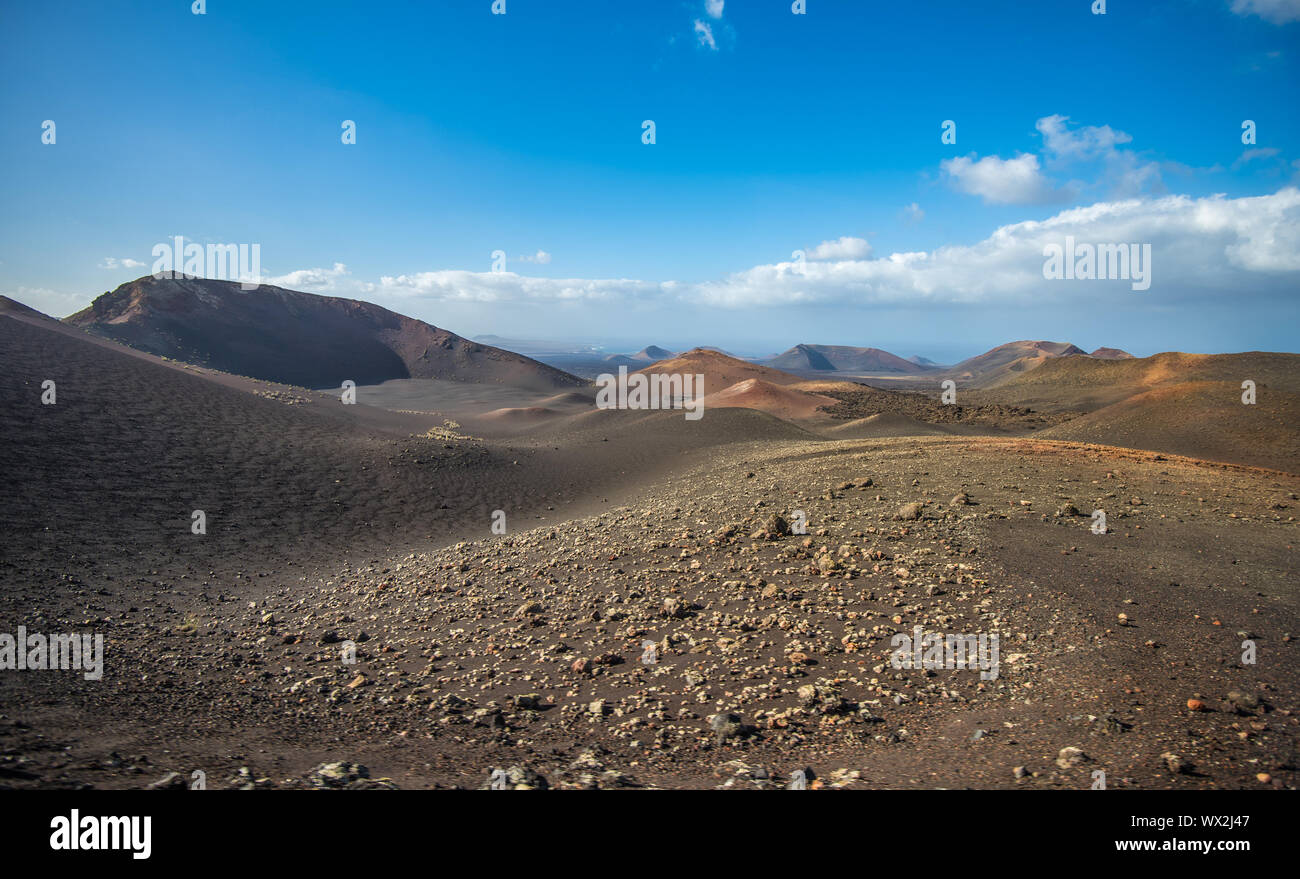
{"left": 710, "top": 711, "right": 754, "bottom": 743}
{"left": 662, "top": 597, "right": 689, "bottom": 619}
{"left": 483, "top": 764, "right": 548, "bottom": 790}
{"left": 146, "top": 771, "right": 188, "bottom": 790}
{"left": 895, "top": 502, "right": 924, "bottom": 521}
{"left": 1056, "top": 747, "right": 1089, "bottom": 769}
{"left": 309, "top": 761, "right": 370, "bottom": 789}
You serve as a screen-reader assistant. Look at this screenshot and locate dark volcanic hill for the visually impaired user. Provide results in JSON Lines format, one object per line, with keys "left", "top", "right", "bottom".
{"left": 765, "top": 343, "right": 927, "bottom": 373}
{"left": 0, "top": 295, "right": 56, "bottom": 321}
{"left": 630, "top": 345, "right": 674, "bottom": 362}
{"left": 65, "top": 276, "right": 584, "bottom": 390}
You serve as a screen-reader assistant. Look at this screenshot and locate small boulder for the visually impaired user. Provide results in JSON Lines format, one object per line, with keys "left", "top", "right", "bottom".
{"left": 1055, "top": 747, "right": 1089, "bottom": 769}
{"left": 895, "top": 502, "right": 924, "bottom": 521}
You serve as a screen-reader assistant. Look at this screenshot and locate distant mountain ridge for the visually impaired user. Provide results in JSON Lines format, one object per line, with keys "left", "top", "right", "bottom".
{"left": 65, "top": 275, "right": 583, "bottom": 390}
{"left": 764, "top": 343, "right": 931, "bottom": 374}
{"left": 752, "top": 340, "right": 1137, "bottom": 385}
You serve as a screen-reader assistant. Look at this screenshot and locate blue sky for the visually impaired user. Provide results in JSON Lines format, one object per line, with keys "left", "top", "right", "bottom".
{"left": 2, "top": 0, "right": 1297, "bottom": 360}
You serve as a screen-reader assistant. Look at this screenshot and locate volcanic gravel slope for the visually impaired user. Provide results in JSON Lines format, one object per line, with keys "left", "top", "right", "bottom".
{"left": 1, "top": 311, "right": 1296, "bottom": 790}
{"left": 2, "top": 429, "right": 1295, "bottom": 789}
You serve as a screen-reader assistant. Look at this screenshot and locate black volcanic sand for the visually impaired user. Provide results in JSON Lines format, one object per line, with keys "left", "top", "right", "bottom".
{"left": 1, "top": 316, "right": 1297, "bottom": 789}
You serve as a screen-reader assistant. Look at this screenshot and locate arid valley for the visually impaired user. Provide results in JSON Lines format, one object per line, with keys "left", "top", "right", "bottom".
{"left": 1, "top": 277, "right": 1295, "bottom": 791}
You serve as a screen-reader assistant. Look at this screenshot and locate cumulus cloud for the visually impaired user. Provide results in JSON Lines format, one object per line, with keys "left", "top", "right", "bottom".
{"left": 945, "top": 114, "right": 1166, "bottom": 204}
{"left": 1036, "top": 114, "right": 1132, "bottom": 162}
{"left": 694, "top": 19, "right": 717, "bottom": 50}
{"left": 355, "top": 188, "right": 1300, "bottom": 311}
{"left": 100, "top": 257, "right": 145, "bottom": 269}
{"left": 367, "top": 270, "right": 663, "bottom": 305}
{"left": 806, "top": 236, "right": 872, "bottom": 260}
{"left": 1037, "top": 114, "right": 1164, "bottom": 197}
{"left": 266, "top": 262, "right": 350, "bottom": 292}
{"left": 705, "top": 0, "right": 724, "bottom": 19}
{"left": 695, "top": 188, "right": 1300, "bottom": 306}
{"left": 941, "top": 153, "right": 1066, "bottom": 205}
{"left": 1231, "top": 0, "right": 1300, "bottom": 24}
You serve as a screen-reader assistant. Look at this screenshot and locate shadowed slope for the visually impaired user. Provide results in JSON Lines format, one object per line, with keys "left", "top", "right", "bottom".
{"left": 65, "top": 275, "right": 583, "bottom": 391}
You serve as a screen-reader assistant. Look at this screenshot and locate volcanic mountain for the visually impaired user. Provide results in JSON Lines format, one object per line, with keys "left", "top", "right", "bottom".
{"left": 702, "top": 378, "right": 839, "bottom": 420}
{"left": 765, "top": 344, "right": 928, "bottom": 374}
{"left": 946, "top": 340, "right": 1087, "bottom": 386}
{"left": 65, "top": 275, "right": 583, "bottom": 390}
{"left": 630, "top": 345, "right": 674, "bottom": 362}
{"left": 635, "top": 348, "right": 808, "bottom": 396}
{"left": 975, "top": 350, "right": 1300, "bottom": 472}
{"left": 983, "top": 350, "right": 1300, "bottom": 412}
{"left": 601, "top": 354, "right": 640, "bottom": 366}
{"left": 632, "top": 348, "right": 865, "bottom": 420}
{"left": 603, "top": 346, "right": 673, "bottom": 366}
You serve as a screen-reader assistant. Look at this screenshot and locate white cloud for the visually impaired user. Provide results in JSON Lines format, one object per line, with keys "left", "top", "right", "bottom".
{"left": 806, "top": 236, "right": 872, "bottom": 260}
{"left": 266, "top": 262, "right": 350, "bottom": 292}
{"left": 1036, "top": 114, "right": 1132, "bottom": 162}
{"left": 945, "top": 115, "right": 1167, "bottom": 205}
{"left": 902, "top": 202, "right": 925, "bottom": 223}
{"left": 100, "top": 257, "right": 145, "bottom": 269}
{"left": 941, "top": 153, "right": 1066, "bottom": 205}
{"left": 518, "top": 249, "right": 552, "bottom": 264}
{"left": 1231, "top": 0, "right": 1300, "bottom": 24}
{"left": 354, "top": 188, "right": 1300, "bottom": 311}
{"left": 1105, "top": 150, "right": 1166, "bottom": 198}
{"left": 694, "top": 19, "right": 717, "bottom": 50}
{"left": 1037, "top": 114, "right": 1164, "bottom": 197}
{"left": 368, "top": 270, "right": 663, "bottom": 305}
{"left": 705, "top": 0, "right": 725, "bottom": 19}
{"left": 695, "top": 188, "right": 1300, "bottom": 306}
